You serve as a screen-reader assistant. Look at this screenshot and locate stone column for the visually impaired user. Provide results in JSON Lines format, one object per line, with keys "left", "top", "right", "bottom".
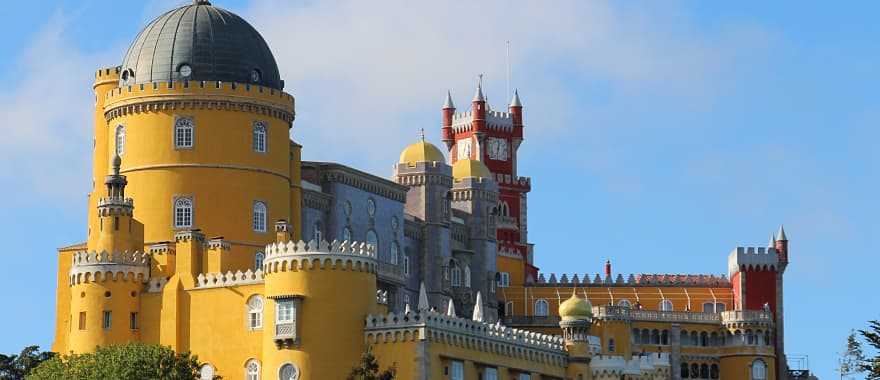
{"left": 670, "top": 323, "right": 681, "bottom": 380}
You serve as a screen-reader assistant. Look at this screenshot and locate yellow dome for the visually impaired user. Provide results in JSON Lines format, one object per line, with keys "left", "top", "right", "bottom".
{"left": 559, "top": 292, "right": 592, "bottom": 321}
{"left": 399, "top": 140, "right": 446, "bottom": 164}
{"left": 452, "top": 159, "right": 492, "bottom": 180}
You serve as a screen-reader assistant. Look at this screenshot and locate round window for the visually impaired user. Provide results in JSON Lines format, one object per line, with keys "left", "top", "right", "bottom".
{"left": 250, "top": 69, "right": 262, "bottom": 83}
{"left": 367, "top": 199, "right": 376, "bottom": 217}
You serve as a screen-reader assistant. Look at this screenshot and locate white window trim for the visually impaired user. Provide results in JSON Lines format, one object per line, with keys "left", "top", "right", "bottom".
{"left": 115, "top": 125, "right": 125, "bottom": 156}
{"left": 252, "top": 120, "right": 267, "bottom": 153}
{"left": 534, "top": 299, "right": 549, "bottom": 317}
{"left": 390, "top": 242, "right": 399, "bottom": 265}
{"left": 173, "top": 196, "right": 194, "bottom": 229}
{"left": 660, "top": 299, "right": 674, "bottom": 311}
{"left": 173, "top": 116, "right": 195, "bottom": 149}
{"left": 254, "top": 252, "right": 265, "bottom": 271}
{"left": 247, "top": 295, "right": 264, "bottom": 330}
{"left": 245, "top": 359, "right": 261, "bottom": 380}
{"left": 253, "top": 201, "right": 267, "bottom": 233}
{"left": 499, "top": 272, "right": 511, "bottom": 287}
{"left": 278, "top": 362, "right": 299, "bottom": 380}
{"left": 450, "top": 361, "right": 464, "bottom": 380}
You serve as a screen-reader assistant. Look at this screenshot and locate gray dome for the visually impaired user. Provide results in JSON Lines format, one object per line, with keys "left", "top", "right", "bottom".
{"left": 119, "top": 1, "right": 282, "bottom": 90}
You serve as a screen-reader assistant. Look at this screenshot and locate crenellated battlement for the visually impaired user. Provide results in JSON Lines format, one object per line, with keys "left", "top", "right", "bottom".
{"left": 195, "top": 269, "right": 264, "bottom": 289}
{"left": 263, "top": 240, "right": 377, "bottom": 274}
{"left": 69, "top": 250, "right": 151, "bottom": 285}
{"left": 534, "top": 273, "right": 729, "bottom": 287}
{"left": 94, "top": 66, "right": 121, "bottom": 83}
{"left": 728, "top": 246, "right": 779, "bottom": 276}
{"left": 493, "top": 173, "right": 531, "bottom": 188}
{"left": 102, "top": 79, "right": 295, "bottom": 123}
{"left": 451, "top": 109, "right": 517, "bottom": 133}
{"left": 364, "top": 309, "right": 567, "bottom": 366}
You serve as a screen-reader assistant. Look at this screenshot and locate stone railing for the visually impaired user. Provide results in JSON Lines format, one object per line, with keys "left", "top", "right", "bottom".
{"left": 721, "top": 310, "right": 774, "bottom": 327}
{"left": 69, "top": 250, "right": 151, "bottom": 285}
{"left": 594, "top": 306, "right": 722, "bottom": 324}
{"left": 377, "top": 262, "right": 406, "bottom": 284}
{"left": 496, "top": 216, "right": 518, "bottom": 229}
{"left": 195, "top": 269, "right": 264, "bottom": 289}
{"left": 502, "top": 315, "right": 561, "bottom": 327}
{"left": 365, "top": 310, "right": 567, "bottom": 366}
{"left": 97, "top": 196, "right": 134, "bottom": 208}
{"left": 590, "top": 353, "right": 670, "bottom": 377}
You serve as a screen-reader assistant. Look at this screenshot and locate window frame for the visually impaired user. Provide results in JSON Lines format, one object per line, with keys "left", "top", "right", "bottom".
{"left": 255, "top": 252, "right": 265, "bottom": 271}
{"left": 115, "top": 125, "right": 125, "bottom": 156}
{"left": 129, "top": 312, "right": 138, "bottom": 330}
{"left": 252, "top": 201, "right": 267, "bottom": 233}
{"left": 247, "top": 295, "right": 264, "bottom": 330}
{"left": 102, "top": 310, "right": 112, "bottom": 330}
{"left": 252, "top": 120, "right": 267, "bottom": 153}
{"left": 173, "top": 116, "right": 195, "bottom": 149}
{"left": 342, "top": 227, "right": 352, "bottom": 242}
{"left": 390, "top": 241, "right": 400, "bottom": 265}
{"left": 278, "top": 363, "right": 298, "bottom": 380}
{"left": 534, "top": 299, "right": 549, "bottom": 317}
{"left": 173, "top": 196, "right": 194, "bottom": 229}
{"left": 499, "top": 272, "right": 510, "bottom": 287}
{"left": 660, "top": 299, "right": 674, "bottom": 311}
{"left": 403, "top": 254, "right": 410, "bottom": 277}
{"left": 276, "top": 299, "right": 295, "bottom": 324}
{"left": 450, "top": 361, "right": 464, "bottom": 380}
{"left": 245, "top": 359, "right": 261, "bottom": 380}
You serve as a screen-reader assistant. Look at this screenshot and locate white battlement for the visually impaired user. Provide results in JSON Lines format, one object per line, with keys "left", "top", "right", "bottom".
{"left": 69, "top": 250, "right": 151, "bottom": 285}
{"left": 535, "top": 273, "right": 729, "bottom": 287}
{"left": 364, "top": 309, "right": 567, "bottom": 366}
{"left": 494, "top": 173, "right": 531, "bottom": 187}
{"left": 195, "top": 269, "right": 264, "bottom": 289}
{"left": 728, "top": 246, "right": 779, "bottom": 276}
{"left": 263, "top": 240, "right": 377, "bottom": 273}
{"left": 590, "top": 353, "right": 670, "bottom": 377}
{"left": 97, "top": 196, "right": 134, "bottom": 208}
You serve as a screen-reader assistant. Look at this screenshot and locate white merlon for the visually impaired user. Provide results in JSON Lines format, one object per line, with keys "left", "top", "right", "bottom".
{"left": 535, "top": 272, "right": 729, "bottom": 287}
{"left": 195, "top": 269, "right": 264, "bottom": 289}
{"left": 417, "top": 282, "right": 430, "bottom": 310}
{"left": 472, "top": 291, "right": 484, "bottom": 322}
{"left": 69, "top": 250, "right": 151, "bottom": 285}
{"left": 728, "top": 246, "right": 779, "bottom": 277}
{"left": 446, "top": 299, "right": 456, "bottom": 317}
{"left": 264, "top": 239, "right": 377, "bottom": 273}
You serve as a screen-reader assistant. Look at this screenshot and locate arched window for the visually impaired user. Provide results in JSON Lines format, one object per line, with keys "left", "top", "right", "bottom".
{"left": 342, "top": 227, "right": 352, "bottom": 242}
{"left": 115, "top": 125, "right": 125, "bottom": 156}
{"left": 312, "top": 221, "right": 322, "bottom": 243}
{"left": 632, "top": 328, "right": 641, "bottom": 344}
{"left": 174, "top": 197, "right": 193, "bottom": 228}
{"left": 710, "top": 332, "right": 719, "bottom": 346}
{"left": 651, "top": 329, "right": 660, "bottom": 344}
{"left": 534, "top": 299, "right": 549, "bottom": 317}
{"left": 366, "top": 230, "right": 378, "bottom": 251}
{"left": 199, "top": 364, "right": 214, "bottom": 380}
{"left": 691, "top": 331, "right": 698, "bottom": 346}
{"left": 746, "top": 329, "right": 755, "bottom": 345}
{"left": 254, "top": 252, "right": 265, "bottom": 271}
{"left": 253, "top": 201, "right": 267, "bottom": 232}
{"left": 463, "top": 265, "right": 471, "bottom": 287}
{"left": 505, "top": 301, "right": 514, "bottom": 316}
{"left": 174, "top": 117, "right": 194, "bottom": 148}
{"left": 450, "top": 266, "right": 461, "bottom": 286}
{"left": 764, "top": 331, "right": 771, "bottom": 346}
{"left": 247, "top": 295, "right": 263, "bottom": 330}
{"left": 403, "top": 254, "right": 410, "bottom": 277}
{"left": 700, "top": 364, "right": 709, "bottom": 379}
{"left": 690, "top": 364, "right": 699, "bottom": 379}
{"left": 710, "top": 364, "right": 719, "bottom": 379}
{"left": 279, "top": 363, "right": 299, "bottom": 380}
{"left": 617, "top": 299, "right": 632, "bottom": 308}
{"left": 660, "top": 299, "right": 674, "bottom": 311}
{"left": 661, "top": 329, "right": 669, "bottom": 345}
{"left": 681, "top": 363, "right": 689, "bottom": 378}
{"left": 680, "top": 330, "right": 689, "bottom": 346}
{"left": 498, "top": 272, "right": 510, "bottom": 287}
{"left": 701, "top": 331, "right": 709, "bottom": 347}
{"left": 641, "top": 329, "right": 650, "bottom": 345}
{"left": 702, "top": 302, "right": 715, "bottom": 313}
{"left": 390, "top": 242, "right": 399, "bottom": 265}
{"left": 608, "top": 338, "right": 615, "bottom": 352}
{"left": 252, "top": 121, "right": 267, "bottom": 153}
{"left": 751, "top": 360, "right": 767, "bottom": 380}
{"left": 715, "top": 303, "right": 726, "bottom": 312}
{"left": 246, "top": 359, "right": 260, "bottom": 380}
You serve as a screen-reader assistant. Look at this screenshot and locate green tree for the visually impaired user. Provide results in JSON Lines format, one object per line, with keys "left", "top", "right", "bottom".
{"left": 0, "top": 346, "right": 55, "bottom": 380}
{"left": 27, "top": 342, "right": 218, "bottom": 380}
{"left": 347, "top": 346, "right": 396, "bottom": 380}
{"left": 839, "top": 330, "right": 865, "bottom": 379}
{"left": 861, "top": 320, "right": 880, "bottom": 379}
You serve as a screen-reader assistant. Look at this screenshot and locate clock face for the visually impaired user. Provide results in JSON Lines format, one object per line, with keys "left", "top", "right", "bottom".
{"left": 488, "top": 138, "right": 508, "bottom": 161}
{"left": 178, "top": 64, "right": 192, "bottom": 78}
{"left": 457, "top": 138, "right": 472, "bottom": 160}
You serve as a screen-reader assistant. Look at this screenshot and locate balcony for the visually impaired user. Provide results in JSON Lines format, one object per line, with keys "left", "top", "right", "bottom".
{"left": 273, "top": 322, "right": 297, "bottom": 348}
{"left": 594, "top": 306, "right": 722, "bottom": 324}
{"left": 377, "top": 262, "right": 406, "bottom": 285}
{"left": 721, "top": 310, "right": 774, "bottom": 324}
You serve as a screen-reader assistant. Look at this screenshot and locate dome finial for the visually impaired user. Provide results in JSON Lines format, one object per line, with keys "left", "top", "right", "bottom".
{"left": 194, "top": 0, "right": 211, "bottom": 5}
{"left": 112, "top": 154, "right": 122, "bottom": 176}
{"left": 419, "top": 128, "right": 425, "bottom": 141}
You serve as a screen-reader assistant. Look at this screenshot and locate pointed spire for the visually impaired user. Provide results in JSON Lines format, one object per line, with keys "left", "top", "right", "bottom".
{"left": 446, "top": 298, "right": 456, "bottom": 317}
{"left": 404, "top": 303, "right": 412, "bottom": 314}
{"left": 509, "top": 89, "right": 522, "bottom": 107}
{"left": 418, "top": 282, "right": 429, "bottom": 310}
{"left": 443, "top": 90, "right": 455, "bottom": 109}
{"left": 472, "top": 292, "right": 484, "bottom": 322}
{"left": 473, "top": 74, "right": 485, "bottom": 102}
{"left": 776, "top": 225, "right": 788, "bottom": 241}
{"left": 768, "top": 234, "right": 776, "bottom": 248}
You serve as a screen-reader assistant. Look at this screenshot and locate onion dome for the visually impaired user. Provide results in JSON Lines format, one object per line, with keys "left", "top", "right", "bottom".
{"left": 399, "top": 140, "right": 446, "bottom": 165}
{"left": 452, "top": 159, "right": 491, "bottom": 180}
{"left": 119, "top": 0, "right": 282, "bottom": 90}
{"left": 559, "top": 291, "right": 592, "bottom": 321}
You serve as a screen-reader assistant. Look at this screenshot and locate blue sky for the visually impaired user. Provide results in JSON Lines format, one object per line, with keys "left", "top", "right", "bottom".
{"left": 0, "top": 1, "right": 877, "bottom": 378}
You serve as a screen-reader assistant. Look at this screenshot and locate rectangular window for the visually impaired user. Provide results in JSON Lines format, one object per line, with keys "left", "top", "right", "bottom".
{"left": 499, "top": 272, "right": 510, "bottom": 287}
{"left": 518, "top": 374, "right": 531, "bottom": 380}
{"left": 276, "top": 300, "right": 295, "bottom": 323}
{"left": 174, "top": 118, "right": 194, "bottom": 148}
{"left": 102, "top": 311, "right": 112, "bottom": 329}
{"left": 249, "top": 310, "right": 262, "bottom": 329}
{"left": 274, "top": 299, "right": 296, "bottom": 339}
{"left": 78, "top": 312, "right": 86, "bottom": 330}
{"left": 450, "top": 361, "right": 464, "bottom": 380}
{"left": 484, "top": 367, "right": 498, "bottom": 380}
{"left": 130, "top": 312, "right": 138, "bottom": 330}
{"left": 403, "top": 255, "right": 410, "bottom": 277}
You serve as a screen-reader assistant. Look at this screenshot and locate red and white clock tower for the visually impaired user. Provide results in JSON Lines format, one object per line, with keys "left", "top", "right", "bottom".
{"left": 441, "top": 79, "right": 537, "bottom": 282}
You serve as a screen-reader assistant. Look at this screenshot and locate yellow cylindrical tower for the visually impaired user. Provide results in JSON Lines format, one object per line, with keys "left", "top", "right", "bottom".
{"left": 261, "top": 236, "right": 379, "bottom": 380}
{"left": 559, "top": 291, "right": 595, "bottom": 380}
{"left": 87, "top": 67, "right": 121, "bottom": 250}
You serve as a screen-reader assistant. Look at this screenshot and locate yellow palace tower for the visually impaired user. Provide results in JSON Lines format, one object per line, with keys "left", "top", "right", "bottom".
{"left": 52, "top": 1, "right": 793, "bottom": 379}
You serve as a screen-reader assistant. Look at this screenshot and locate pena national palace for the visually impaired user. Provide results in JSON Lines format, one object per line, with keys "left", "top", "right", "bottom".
{"left": 50, "top": 1, "right": 794, "bottom": 379}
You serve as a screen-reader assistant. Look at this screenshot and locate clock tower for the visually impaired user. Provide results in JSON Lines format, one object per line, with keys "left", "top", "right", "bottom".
{"left": 441, "top": 79, "right": 537, "bottom": 285}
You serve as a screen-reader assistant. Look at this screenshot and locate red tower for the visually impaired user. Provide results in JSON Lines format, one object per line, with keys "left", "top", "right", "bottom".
{"left": 442, "top": 79, "right": 536, "bottom": 281}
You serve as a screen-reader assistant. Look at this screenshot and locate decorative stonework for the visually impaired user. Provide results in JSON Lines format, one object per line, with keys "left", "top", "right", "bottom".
{"left": 590, "top": 353, "right": 670, "bottom": 378}
{"left": 263, "top": 240, "right": 377, "bottom": 274}
{"left": 304, "top": 162, "right": 408, "bottom": 202}
{"left": 195, "top": 269, "right": 264, "bottom": 289}
{"left": 69, "top": 250, "right": 151, "bottom": 285}
{"left": 535, "top": 272, "right": 729, "bottom": 287}
{"left": 364, "top": 310, "right": 567, "bottom": 366}
{"left": 302, "top": 189, "right": 333, "bottom": 212}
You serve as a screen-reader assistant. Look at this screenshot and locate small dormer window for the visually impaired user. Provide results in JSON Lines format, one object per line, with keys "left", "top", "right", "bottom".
{"left": 178, "top": 64, "right": 192, "bottom": 78}
{"left": 250, "top": 69, "right": 262, "bottom": 83}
